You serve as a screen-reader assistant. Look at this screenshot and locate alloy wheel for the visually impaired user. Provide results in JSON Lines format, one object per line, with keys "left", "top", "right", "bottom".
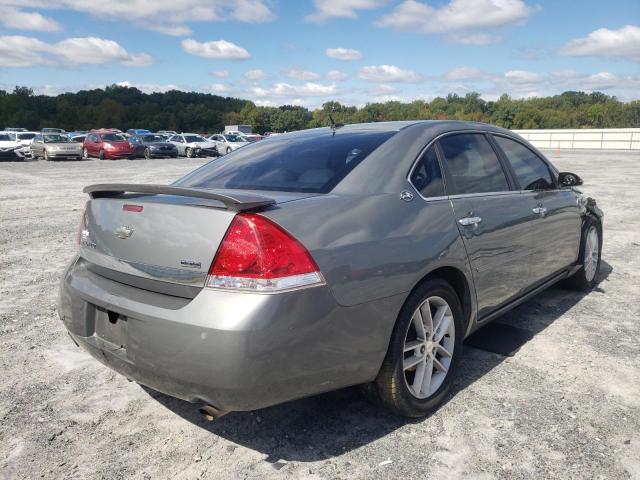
{"left": 584, "top": 226, "right": 599, "bottom": 282}
{"left": 403, "top": 296, "right": 455, "bottom": 399}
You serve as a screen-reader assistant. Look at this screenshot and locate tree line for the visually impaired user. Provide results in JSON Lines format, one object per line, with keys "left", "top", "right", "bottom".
{"left": 1, "top": 85, "right": 638, "bottom": 134}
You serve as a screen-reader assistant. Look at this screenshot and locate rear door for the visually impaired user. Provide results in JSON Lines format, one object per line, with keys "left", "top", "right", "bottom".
{"left": 491, "top": 134, "right": 582, "bottom": 284}
{"left": 438, "top": 132, "right": 536, "bottom": 319}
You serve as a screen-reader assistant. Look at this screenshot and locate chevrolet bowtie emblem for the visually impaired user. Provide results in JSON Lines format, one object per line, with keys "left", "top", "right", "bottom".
{"left": 115, "top": 225, "right": 134, "bottom": 239}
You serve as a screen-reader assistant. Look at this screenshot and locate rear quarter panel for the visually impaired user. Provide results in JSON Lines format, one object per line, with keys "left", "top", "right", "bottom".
{"left": 264, "top": 193, "right": 472, "bottom": 308}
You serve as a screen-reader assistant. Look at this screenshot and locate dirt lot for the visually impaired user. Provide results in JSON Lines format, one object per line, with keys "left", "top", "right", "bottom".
{"left": 1, "top": 151, "right": 639, "bottom": 480}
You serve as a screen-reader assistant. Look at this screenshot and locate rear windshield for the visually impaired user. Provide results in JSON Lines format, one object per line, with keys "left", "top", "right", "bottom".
{"left": 175, "top": 130, "right": 396, "bottom": 193}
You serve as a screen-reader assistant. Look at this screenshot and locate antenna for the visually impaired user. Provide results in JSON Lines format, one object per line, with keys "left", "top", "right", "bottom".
{"left": 328, "top": 113, "right": 344, "bottom": 135}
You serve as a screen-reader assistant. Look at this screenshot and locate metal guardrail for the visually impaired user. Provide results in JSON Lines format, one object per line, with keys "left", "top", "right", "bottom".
{"left": 512, "top": 128, "right": 640, "bottom": 150}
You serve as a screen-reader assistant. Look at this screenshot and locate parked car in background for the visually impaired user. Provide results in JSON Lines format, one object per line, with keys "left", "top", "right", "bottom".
{"left": 42, "top": 128, "right": 66, "bottom": 134}
{"left": 83, "top": 130, "right": 135, "bottom": 160}
{"left": 59, "top": 120, "right": 603, "bottom": 418}
{"left": 240, "top": 134, "right": 263, "bottom": 143}
{"left": 3, "top": 127, "right": 28, "bottom": 132}
{"left": 30, "top": 133, "right": 82, "bottom": 161}
{"left": 224, "top": 125, "right": 252, "bottom": 135}
{"left": 126, "top": 129, "right": 151, "bottom": 136}
{"left": 208, "top": 133, "right": 249, "bottom": 154}
{"left": 129, "top": 134, "right": 179, "bottom": 159}
{"left": 168, "top": 133, "right": 218, "bottom": 157}
{"left": 157, "top": 130, "right": 177, "bottom": 137}
{"left": 0, "top": 132, "right": 29, "bottom": 161}
{"left": 68, "top": 134, "right": 86, "bottom": 144}
{"left": 8, "top": 131, "right": 38, "bottom": 147}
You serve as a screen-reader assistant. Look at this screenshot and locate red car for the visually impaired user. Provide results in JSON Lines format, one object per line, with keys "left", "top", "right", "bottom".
{"left": 83, "top": 130, "right": 135, "bottom": 160}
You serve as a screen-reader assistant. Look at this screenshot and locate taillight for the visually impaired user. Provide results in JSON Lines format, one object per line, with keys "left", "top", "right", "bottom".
{"left": 76, "top": 201, "right": 88, "bottom": 246}
{"left": 206, "top": 213, "right": 324, "bottom": 292}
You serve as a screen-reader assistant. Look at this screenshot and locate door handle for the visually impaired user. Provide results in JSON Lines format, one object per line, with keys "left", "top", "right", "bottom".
{"left": 532, "top": 207, "right": 548, "bottom": 217}
{"left": 458, "top": 216, "right": 482, "bottom": 226}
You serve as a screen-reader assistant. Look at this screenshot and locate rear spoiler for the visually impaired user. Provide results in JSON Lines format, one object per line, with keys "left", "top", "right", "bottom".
{"left": 83, "top": 183, "right": 276, "bottom": 211}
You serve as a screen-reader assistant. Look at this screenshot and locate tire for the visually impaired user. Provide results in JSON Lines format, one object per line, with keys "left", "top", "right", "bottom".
{"left": 144, "top": 148, "right": 151, "bottom": 160}
{"left": 186, "top": 147, "right": 193, "bottom": 158}
{"left": 98, "top": 149, "right": 105, "bottom": 160}
{"left": 83, "top": 148, "right": 89, "bottom": 160}
{"left": 563, "top": 214, "right": 602, "bottom": 290}
{"left": 367, "top": 278, "right": 464, "bottom": 417}
{"left": 44, "top": 150, "right": 50, "bottom": 161}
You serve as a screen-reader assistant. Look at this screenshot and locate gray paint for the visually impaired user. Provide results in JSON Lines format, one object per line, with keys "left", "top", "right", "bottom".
{"left": 58, "top": 120, "right": 595, "bottom": 412}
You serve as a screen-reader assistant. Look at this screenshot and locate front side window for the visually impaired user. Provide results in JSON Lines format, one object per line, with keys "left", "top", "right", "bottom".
{"left": 0, "top": 134, "right": 11, "bottom": 141}
{"left": 184, "top": 135, "right": 205, "bottom": 142}
{"left": 410, "top": 145, "right": 445, "bottom": 198}
{"left": 439, "top": 133, "right": 510, "bottom": 195}
{"left": 176, "top": 130, "right": 396, "bottom": 193}
{"left": 493, "top": 136, "right": 554, "bottom": 190}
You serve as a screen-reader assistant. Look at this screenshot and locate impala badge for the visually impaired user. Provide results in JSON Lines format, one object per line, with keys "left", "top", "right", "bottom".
{"left": 115, "top": 225, "right": 134, "bottom": 239}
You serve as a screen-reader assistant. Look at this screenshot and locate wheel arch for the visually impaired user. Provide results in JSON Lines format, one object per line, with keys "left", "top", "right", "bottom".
{"left": 408, "top": 265, "right": 475, "bottom": 335}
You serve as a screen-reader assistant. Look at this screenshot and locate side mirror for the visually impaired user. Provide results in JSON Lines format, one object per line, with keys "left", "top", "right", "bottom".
{"left": 558, "top": 172, "right": 583, "bottom": 187}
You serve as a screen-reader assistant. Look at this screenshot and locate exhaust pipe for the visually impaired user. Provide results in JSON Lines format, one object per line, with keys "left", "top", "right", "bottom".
{"left": 199, "top": 404, "right": 227, "bottom": 421}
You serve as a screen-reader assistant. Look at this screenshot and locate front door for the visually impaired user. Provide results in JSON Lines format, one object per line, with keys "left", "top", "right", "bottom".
{"left": 438, "top": 132, "right": 536, "bottom": 319}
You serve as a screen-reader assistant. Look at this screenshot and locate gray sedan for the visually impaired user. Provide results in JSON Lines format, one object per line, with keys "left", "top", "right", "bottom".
{"left": 58, "top": 121, "right": 603, "bottom": 418}
{"left": 31, "top": 133, "right": 82, "bottom": 161}
{"left": 128, "top": 134, "right": 178, "bottom": 159}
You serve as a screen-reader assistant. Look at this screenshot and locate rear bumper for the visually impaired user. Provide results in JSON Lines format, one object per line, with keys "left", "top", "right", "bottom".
{"left": 57, "top": 257, "right": 401, "bottom": 411}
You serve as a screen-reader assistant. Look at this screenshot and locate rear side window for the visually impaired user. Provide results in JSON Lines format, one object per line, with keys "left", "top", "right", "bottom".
{"left": 410, "top": 145, "right": 445, "bottom": 198}
{"left": 439, "top": 133, "right": 509, "bottom": 195}
{"left": 493, "top": 136, "right": 554, "bottom": 190}
{"left": 176, "top": 131, "right": 396, "bottom": 193}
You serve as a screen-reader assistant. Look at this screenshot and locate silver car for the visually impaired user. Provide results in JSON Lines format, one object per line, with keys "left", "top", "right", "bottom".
{"left": 58, "top": 121, "right": 603, "bottom": 418}
{"left": 208, "top": 134, "right": 249, "bottom": 155}
{"left": 168, "top": 133, "right": 218, "bottom": 158}
{"left": 31, "top": 133, "right": 83, "bottom": 161}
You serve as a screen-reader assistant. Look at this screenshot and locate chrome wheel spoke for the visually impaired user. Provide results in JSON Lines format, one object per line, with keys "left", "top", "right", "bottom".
{"left": 420, "top": 300, "right": 434, "bottom": 337}
{"left": 433, "top": 356, "right": 448, "bottom": 374}
{"left": 433, "top": 312, "right": 452, "bottom": 343}
{"left": 418, "top": 357, "right": 433, "bottom": 395}
{"left": 411, "top": 310, "right": 426, "bottom": 340}
{"left": 404, "top": 354, "right": 424, "bottom": 371}
{"left": 404, "top": 339, "right": 423, "bottom": 353}
{"left": 436, "top": 343, "right": 452, "bottom": 358}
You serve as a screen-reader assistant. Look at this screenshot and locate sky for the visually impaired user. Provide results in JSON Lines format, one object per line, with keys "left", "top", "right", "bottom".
{"left": 0, "top": 0, "right": 638, "bottom": 109}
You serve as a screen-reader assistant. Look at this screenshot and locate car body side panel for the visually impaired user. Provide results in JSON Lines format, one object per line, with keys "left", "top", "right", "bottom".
{"left": 263, "top": 193, "right": 474, "bottom": 313}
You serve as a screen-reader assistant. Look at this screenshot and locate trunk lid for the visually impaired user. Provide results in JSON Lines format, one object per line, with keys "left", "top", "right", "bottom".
{"left": 79, "top": 186, "right": 316, "bottom": 297}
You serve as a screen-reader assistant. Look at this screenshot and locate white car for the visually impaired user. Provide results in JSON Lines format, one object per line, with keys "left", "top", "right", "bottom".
{"left": 0, "top": 132, "right": 29, "bottom": 161}
{"left": 9, "top": 131, "right": 38, "bottom": 147}
{"left": 168, "top": 133, "right": 218, "bottom": 158}
{"left": 208, "top": 134, "right": 249, "bottom": 155}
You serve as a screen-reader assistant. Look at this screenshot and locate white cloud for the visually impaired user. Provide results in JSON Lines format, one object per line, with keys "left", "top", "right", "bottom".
{"left": 504, "top": 70, "right": 542, "bottom": 84}
{"left": 210, "top": 70, "right": 229, "bottom": 78}
{"left": 376, "top": 0, "right": 535, "bottom": 34}
{"left": 116, "top": 81, "right": 180, "bottom": 93}
{"left": 325, "top": 47, "right": 362, "bottom": 61}
{"left": 244, "top": 69, "right": 267, "bottom": 80}
{"left": 0, "top": 0, "right": 275, "bottom": 36}
{"left": 181, "top": 39, "right": 250, "bottom": 60}
{"left": 284, "top": 68, "right": 320, "bottom": 81}
{"left": 327, "top": 70, "right": 348, "bottom": 81}
{"left": 306, "top": 0, "right": 388, "bottom": 22}
{"left": 207, "top": 83, "right": 231, "bottom": 93}
{"left": 0, "top": 7, "right": 60, "bottom": 31}
{"left": 560, "top": 25, "right": 640, "bottom": 62}
{"left": 448, "top": 33, "right": 500, "bottom": 45}
{"left": 367, "top": 84, "right": 397, "bottom": 95}
{"left": 252, "top": 82, "right": 340, "bottom": 97}
{"left": 0, "top": 35, "right": 152, "bottom": 67}
{"left": 444, "top": 67, "right": 486, "bottom": 81}
{"left": 358, "top": 64, "right": 422, "bottom": 82}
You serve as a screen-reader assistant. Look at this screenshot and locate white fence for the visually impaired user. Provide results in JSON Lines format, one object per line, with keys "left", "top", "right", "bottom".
{"left": 512, "top": 128, "right": 640, "bottom": 150}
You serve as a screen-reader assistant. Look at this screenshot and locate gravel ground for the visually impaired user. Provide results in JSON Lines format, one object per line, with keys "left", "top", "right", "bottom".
{"left": 1, "top": 150, "right": 639, "bottom": 480}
